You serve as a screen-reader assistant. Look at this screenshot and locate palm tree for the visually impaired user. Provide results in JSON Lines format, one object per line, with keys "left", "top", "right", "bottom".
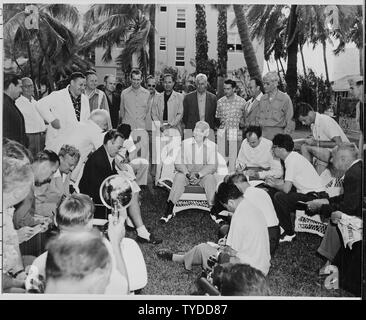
{"left": 4, "top": 3, "right": 80, "bottom": 92}
{"left": 82, "top": 4, "right": 155, "bottom": 80}
{"left": 195, "top": 4, "right": 209, "bottom": 75}
{"left": 284, "top": 5, "right": 298, "bottom": 100}
{"left": 233, "top": 4, "right": 262, "bottom": 80}
{"left": 332, "top": 5, "right": 363, "bottom": 75}
{"left": 213, "top": 4, "right": 228, "bottom": 98}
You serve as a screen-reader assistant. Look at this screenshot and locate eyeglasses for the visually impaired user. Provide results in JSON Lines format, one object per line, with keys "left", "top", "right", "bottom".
{"left": 147, "top": 85, "right": 156, "bottom": 88}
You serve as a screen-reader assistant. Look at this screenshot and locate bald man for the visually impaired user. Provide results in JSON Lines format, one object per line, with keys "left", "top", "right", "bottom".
{"left": 160, "top": 121, "right": 218, "bottom": 223}
{"left": 255, "top": 72, "right": 294, "bottom": 140}
{"left": 15, "top": 77, "right": 46, "bottom": 155}
{"left": 47, "top": 109, "right": 109, "bottom": 185}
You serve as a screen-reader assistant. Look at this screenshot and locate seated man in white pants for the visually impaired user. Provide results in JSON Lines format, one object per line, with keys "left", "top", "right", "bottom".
{"left": 159, "top": 121, "right": 218, "bottom": 223}
{"left": 157, "top": 182, "right": 271, "bottom": 276}
{"left": 297, "top": 102, "right": 349, "bottom": 174}
{"left": 117, "top": 123, "right": 149, "bottom": 187}
{"left": 27, "top": 193, "right": 147, "bottom": 294}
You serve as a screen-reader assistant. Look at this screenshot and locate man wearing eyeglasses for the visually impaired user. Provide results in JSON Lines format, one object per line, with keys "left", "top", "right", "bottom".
{"left": 15, "top": 77, "right": 46, "bottom": 156}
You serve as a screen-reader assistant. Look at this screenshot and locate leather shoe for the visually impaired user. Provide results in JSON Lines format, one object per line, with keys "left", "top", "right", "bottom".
{"left": 137, "top": 233, "right": 163, "bottom": 245}
{"left": 159, "top": 213, "right": 174, "bottom": 224}
{"left": 156, "top": 248, "right": 173, "bottom": 261}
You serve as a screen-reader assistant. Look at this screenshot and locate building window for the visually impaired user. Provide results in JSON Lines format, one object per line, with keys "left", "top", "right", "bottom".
{"left": 176, "top": 9, "right": 186, "bottom": 28}
{"left": 176, "top": 47, "right": 185, "bottom": 66}
{"left": 160, "top": 6, "right": 167, "bottom": 12}
{"left": 159, "top": 37, "right": 166, "bottom": 51}
{"left": 227, "top": 33, "right": 242, "bottom": 52}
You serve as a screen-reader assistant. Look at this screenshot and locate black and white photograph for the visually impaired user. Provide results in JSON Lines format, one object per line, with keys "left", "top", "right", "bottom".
{"left": 0, "top": 0, "right": 364, "bottom": 303}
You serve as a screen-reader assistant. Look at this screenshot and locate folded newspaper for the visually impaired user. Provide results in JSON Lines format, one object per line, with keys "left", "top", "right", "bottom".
{"left": 337, "top": 213, "right": 362, "bottom": 249}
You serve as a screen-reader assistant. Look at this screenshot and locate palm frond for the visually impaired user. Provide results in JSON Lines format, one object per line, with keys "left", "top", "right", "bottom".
{"left": 41, "top": 4, "right": 80, "bottom": 28}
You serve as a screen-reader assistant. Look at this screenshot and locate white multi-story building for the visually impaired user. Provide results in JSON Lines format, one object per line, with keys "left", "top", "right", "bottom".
{"left": 94, "top": 4, "right": 264, "bottom": 83}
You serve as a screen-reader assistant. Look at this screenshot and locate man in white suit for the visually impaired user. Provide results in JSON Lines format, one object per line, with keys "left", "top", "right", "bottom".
{"left": 151, "top": 73, "right": 183, "bottom": 134}
{"left": 37, "top": 72, "right": 90, "bottom": 149}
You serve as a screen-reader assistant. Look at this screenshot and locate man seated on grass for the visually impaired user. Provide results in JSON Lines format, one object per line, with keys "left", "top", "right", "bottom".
{"left": 156, "top": 182, "right": 270, "bottom": 276}
{"left": 28, "top": 193, "right": 129, "bottom": 294}
{"left": 224, "top": 173, "right": 280, "bottom": 256}
{"left": 266, "top": 134, "right": 327, "bottom": 243}
{"left": 297, "top": 102, "right": 349, "bottom": 174}
{"left": 236, "top": 125, "right": 283, "bottom": 180}
{"left": 44, "top": 230, "right": 112, "bottom": 294}
{"left": 160, "top": 121, "right": 218, "bottom": 224}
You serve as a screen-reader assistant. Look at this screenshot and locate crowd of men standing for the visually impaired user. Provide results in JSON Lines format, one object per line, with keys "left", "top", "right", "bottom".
{"left": 4, "top": 69, "right": 295, "bottom": 159}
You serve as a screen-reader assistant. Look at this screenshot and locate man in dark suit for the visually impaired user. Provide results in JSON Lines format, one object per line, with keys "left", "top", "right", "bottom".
{"left": 79, "top": 129, "right": 162, "bottom": 244}
{"left": 3, "top": 74, "right": 28, "bottom": 146}
{"left": 183, "top": 73, "right": 218, "bottom": 131}
{"left": 243, "top": 78, "right": 264, "bottom": 130}
{"left": 103, "top": 74, "right": 121, "bottom": 128}
{"left": 307, "top": 143, "right": 362, "bottom": 295}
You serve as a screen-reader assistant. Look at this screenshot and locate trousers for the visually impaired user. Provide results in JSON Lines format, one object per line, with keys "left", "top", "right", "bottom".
{"left": 168, "top": 173, "right": 216, "bottom": 205}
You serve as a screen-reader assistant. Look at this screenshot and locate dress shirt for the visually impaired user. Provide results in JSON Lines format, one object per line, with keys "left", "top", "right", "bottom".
{"left": 197, "top": 91, "right": 207, "bottom": 121}
{"left": 163, "top": 92, "right": 172, "bottom": 122}
{"left": 226, "top": 198, "right": 271, "bottom": 276}
{"left": 120, "top": 86, "right": 150, "bottom": 130}
{"left": 15, "top": 95, "right": 46, "bottom": 133}
{"left": 216, "top": 94, "right": 246, "bottom": 139}
{"left": 246, "top": 92, "right": 263, "bottom": 113}
{"left": 256, "top": 89, "right": 293, "bottom": 132}
{"left": 236, "top": 137, "right": 283, "bottom": 179}
{"left": 311, "top": 112, "right": 349, "bottom": 143}
{"left": 284, "top": 151, "right": 325, "bottom": 194}
{"left": 175, "top": 137, "right": 217, "bottom": 167}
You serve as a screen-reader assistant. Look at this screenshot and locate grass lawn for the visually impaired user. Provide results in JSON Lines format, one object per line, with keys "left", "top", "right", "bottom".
{"left": 127, "top": 184, "right": 355, "bottom": 297}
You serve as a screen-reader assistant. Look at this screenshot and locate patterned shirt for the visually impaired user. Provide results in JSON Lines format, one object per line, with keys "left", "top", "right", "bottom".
{"left": 216, "top": 94, "right": 246, "bottom": 139}
{"left": 68, "top": 89, "right": 81, "bottom": 121}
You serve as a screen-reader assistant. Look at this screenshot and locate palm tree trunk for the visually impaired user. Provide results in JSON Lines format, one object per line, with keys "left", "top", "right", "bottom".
{"left": 275, "top": 58, "right": 283, "bottom": 89}
{"left": 26, "top": 41, "right": 38, "bottom": 99}
{"left": 266, "top": 60, "right": 271, "bottom": 72}
{"left": 148, "top": 5, "right": 155, "bottom": 76}
{"left": 37, "top": 33, "right": 55, "bottom": 92}
{"left": 285, "top": 5, "right": 298, "bottom": 101}
{"left": 233, "top": 4, "right": 262, "bottom": 80}
{"left": 322, "top": 40, "right": 330, "bottom": 84}
{"left": 299, "top": 43, "right": 307, "bottom": 77}
{"left": 195, "top": 4, "right": 209, "bottom": 75}
{"left": 216, "top": 4, "right": 227, "bottom": 99}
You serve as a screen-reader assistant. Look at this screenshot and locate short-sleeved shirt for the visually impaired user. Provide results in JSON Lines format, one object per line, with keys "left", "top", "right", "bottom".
{"left": 312, "top": 112, "right": 349, "bottom": 142}
{"left": 244, "top": 186, "right": 279, "bottom": 227}
{"left": 284, "top": 151, "right": 325, "bottom": 194}
{"left": 120, "top": 86, "right": 150, "bottom": 130}
{"left": 216, "top": 94, "right": 246, "bottom": 139}
{"left": 15, "top": 95, "right": 46, "bottom": 133}
{"left": 256, "top": 90, "right": 293, "bottom": 130}
{"left": 226, "top": 198, "right": 271, "bottom": 276}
